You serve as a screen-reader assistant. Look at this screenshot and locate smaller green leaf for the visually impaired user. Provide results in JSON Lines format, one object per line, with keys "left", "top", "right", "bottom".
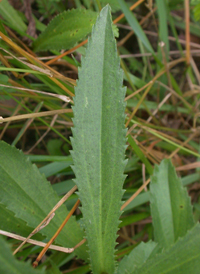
{"left": 122, "top": 171, "right": 200, "bottom": 212}
{"left": 134, "top": 223, "right": 200, "bottom": 274}
{"left": 0, "top": 0, "right": 27, "bottom": 33}
{"left": 33, "top": 9, "right": 98, "bottom": 51}
{"left": 150, "top": 159, "right": 195, "bottom": 249}
{"left": 117, "top": 241, "right": 157, "bottom": 274}
{"left": 0, "top": 236, "right": 44, "bottom": 274}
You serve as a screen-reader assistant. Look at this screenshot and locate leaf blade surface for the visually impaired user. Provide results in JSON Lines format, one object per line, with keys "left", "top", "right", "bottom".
{"left": 150, "top": 159, "right": 195, "bottom": 248}
{"left": 33, "top": 9, "right": 98, "bottom": 51}
{"left": 134, "top": 223, "right": 200, "bottom": 274}
{"left": 117, "top": 241, "right": 157, "bottom": 274}
{"left": 71, "top": 5, "right": 127, "bottom": 274}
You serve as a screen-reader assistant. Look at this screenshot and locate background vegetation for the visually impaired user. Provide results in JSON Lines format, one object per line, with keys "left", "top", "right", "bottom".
{"left": 0, "top": 0, "right": 200, "bottom": 273}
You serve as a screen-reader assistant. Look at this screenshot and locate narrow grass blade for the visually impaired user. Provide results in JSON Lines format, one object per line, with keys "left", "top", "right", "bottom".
{"left": 71, "top": 5, "right": 127, "bottom": 274}
{"left": 117, "top": 0, "right": 154, "bottom": 54}
{"left": 29, "top": 155, "right": 72, "bottom": 162}
{"left": 39, "top": 161, "right": 72, "bottom": 178}
{"left": 155, "top": 0, "right": 169, "bottom": 58}
{"left": 128, "top": 134, "right": 153, "bottom": 175}
{"left": 0, "top": 0, "right": 27, "bottom": 33}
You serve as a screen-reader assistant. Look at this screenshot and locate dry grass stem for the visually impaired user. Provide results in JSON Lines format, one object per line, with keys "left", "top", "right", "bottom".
{"left": 0, "top": 84, "right": 71, "bottom": 103}
{"left": 0, "top": 109, "right": 72, "bottom": 124}
{"left": 176, "top": 162, "right": 200, "bottom": 171}
{"left": 120, "top": 49, "right": 200, "bottom": 58}
{"left": 121, "top": 178, "right": 150, "bottom": 211}
{"left": 0, "top": 230, "right": 74, "bottom": 253}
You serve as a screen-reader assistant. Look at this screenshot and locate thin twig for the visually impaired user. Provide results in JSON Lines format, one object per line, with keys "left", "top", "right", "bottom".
{"left": 121, "top": 178, "right": 150, "bottom": 211}
{"left": 0, "top": 230, "right": 74, "bottom": 253}
{"left": 125, "top": 57, "right": 186, "bottom": 102}
{"left": 120, "top": 49, "right": 200, "bottom": 58}
{"left": 0, "top": 84, "right": 71, "bottom": 103}
{"left": 168, "top": 131, "right": 199, "bottom": 159}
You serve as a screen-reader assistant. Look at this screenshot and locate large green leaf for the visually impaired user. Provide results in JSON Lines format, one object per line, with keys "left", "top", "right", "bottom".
{"left": 116, "top": 241, "right": 157, "bottom": 274}
{"left": 150, "top": 159, "right": 195, "bottom": 249}
{"left": 33, "top": 9, "right": 98, "bottom": 51}
{"left": 0, "top": 236, "right": 44, "bottom": 274}
{"left": 0, "top": 141, "right": 87, "bottom": 261}
{"left": 71, "top": 5, "right": 127, "bottom": 274}
{"left": 134, "top": 223, "right": 200, "bottom": 274}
